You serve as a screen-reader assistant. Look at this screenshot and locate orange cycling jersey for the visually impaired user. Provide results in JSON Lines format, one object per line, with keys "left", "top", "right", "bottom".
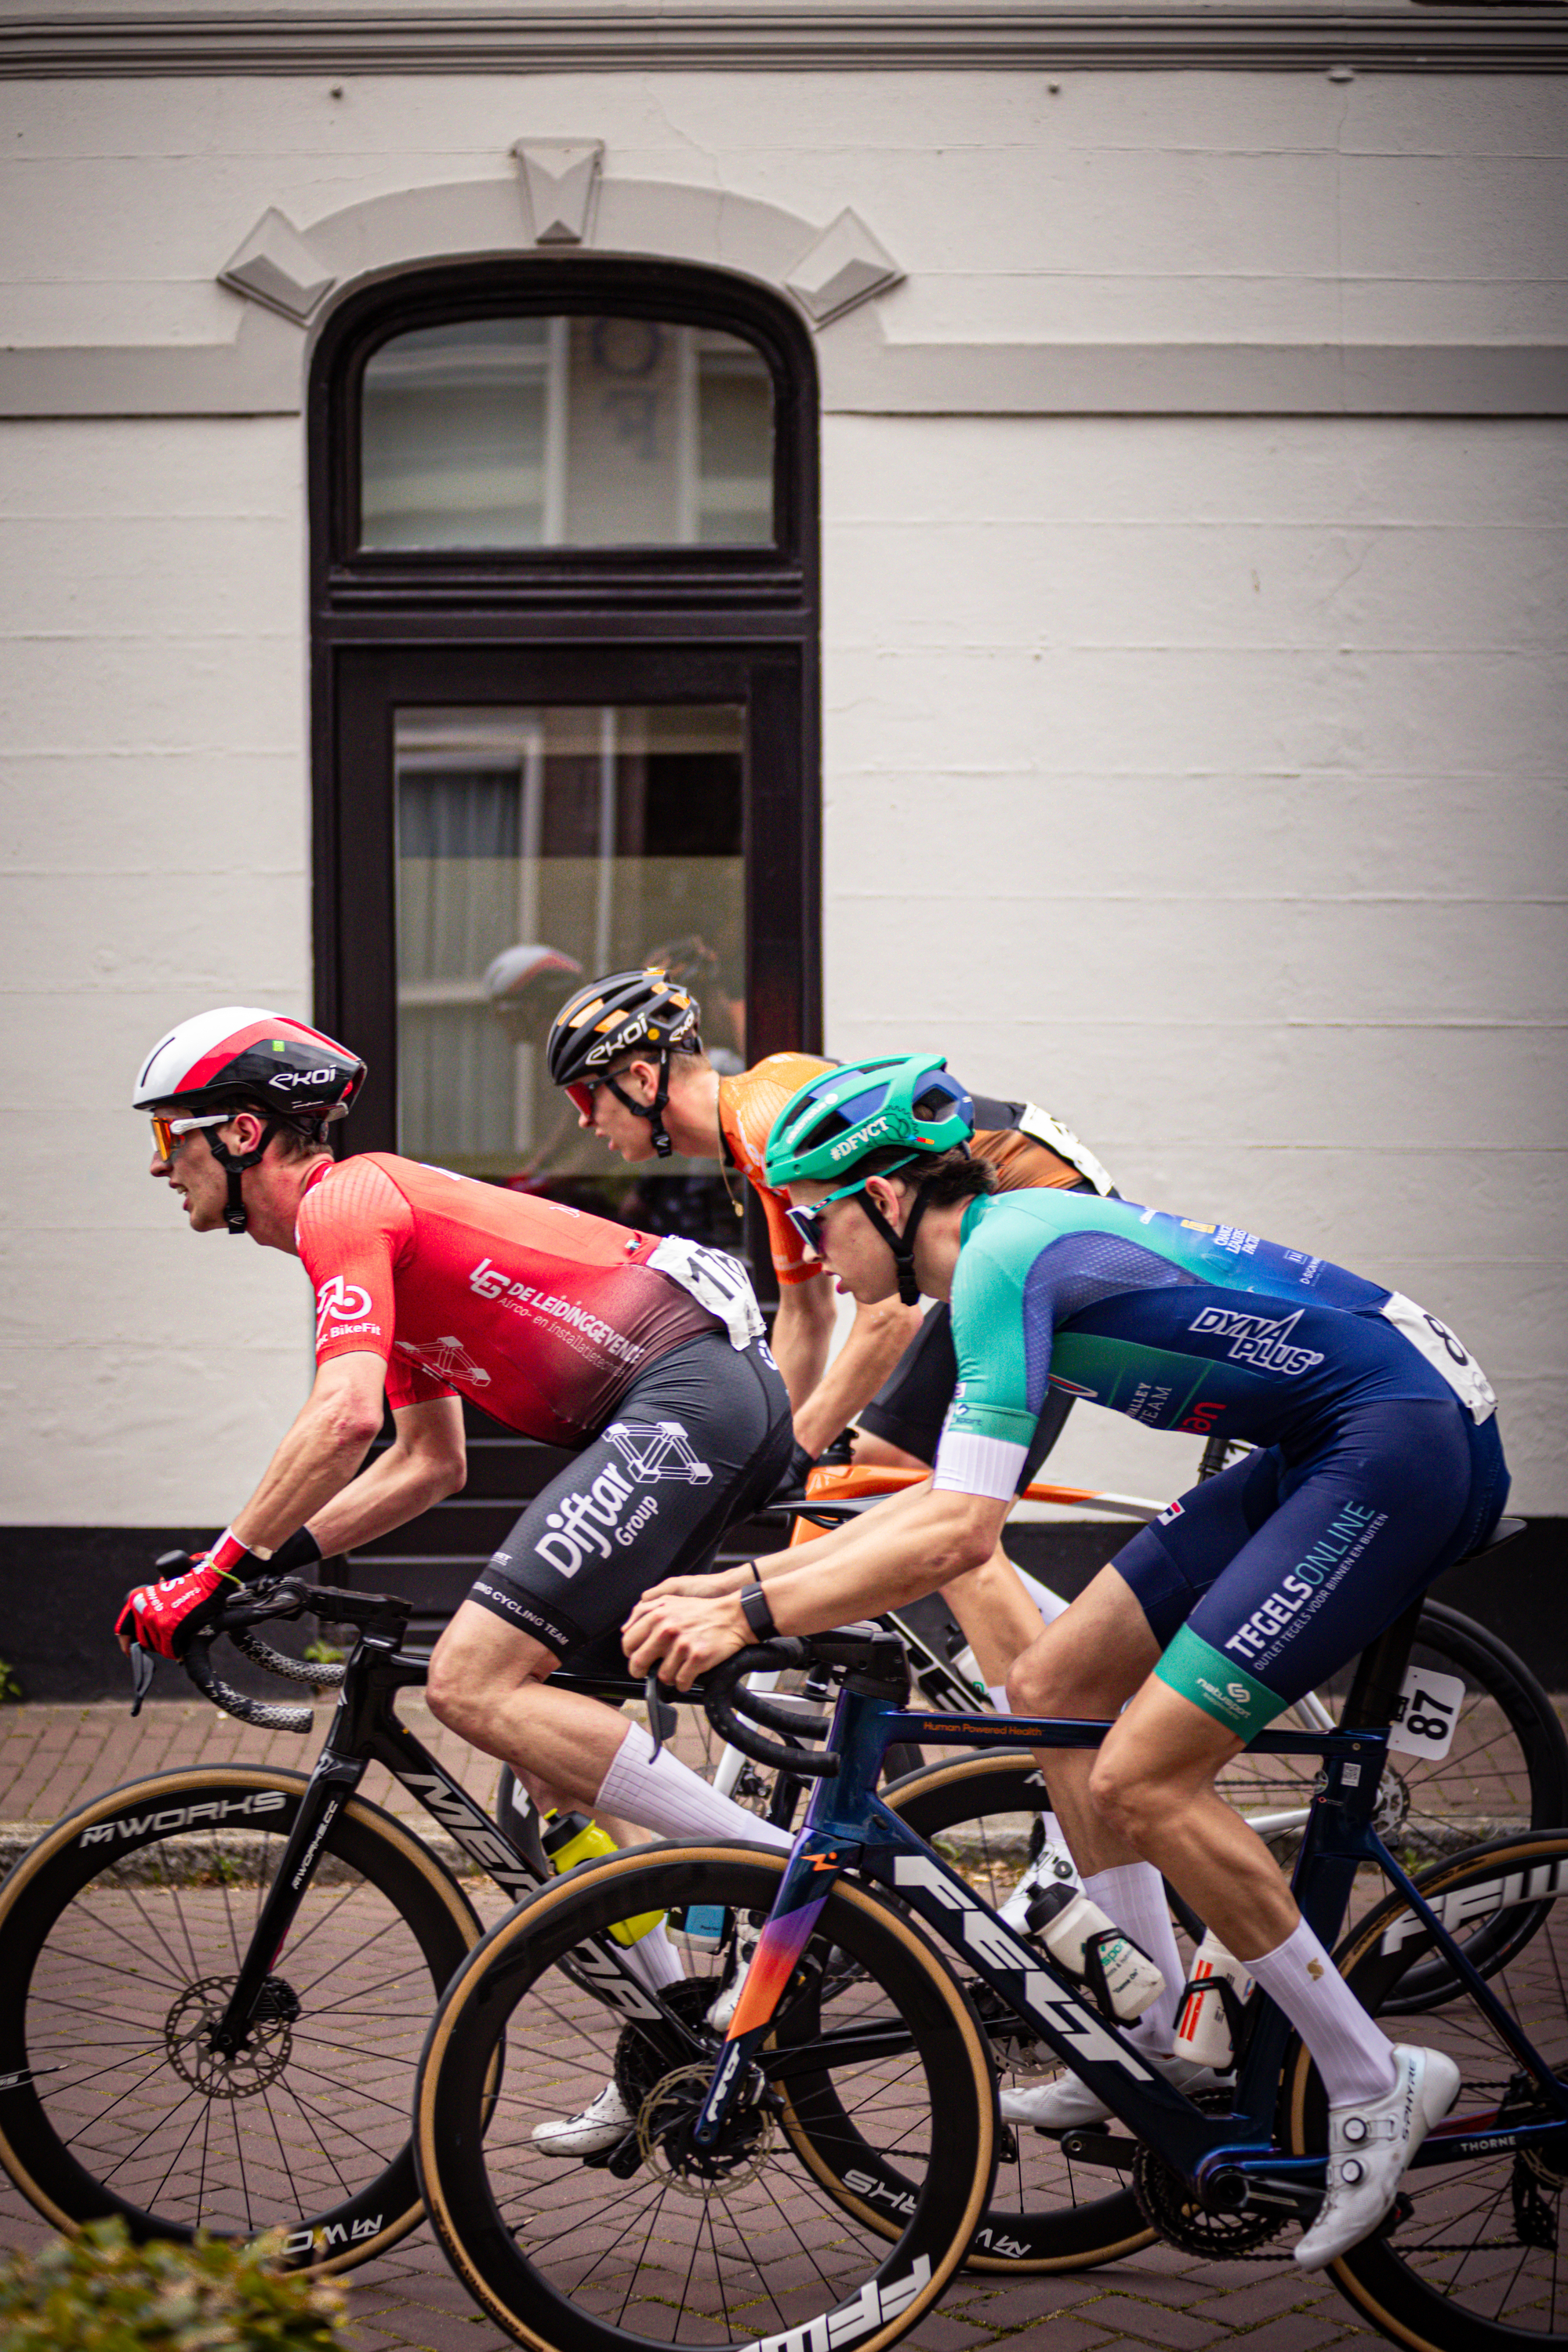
{"left": 296, "top": 1153, "right": 716, "bottom": 1446}
{"left": 718, "top": 1054, "right": 834, "bottom": 1287}
{"left": 717, "top": 1058, "right": 1094, "bottom": 1286}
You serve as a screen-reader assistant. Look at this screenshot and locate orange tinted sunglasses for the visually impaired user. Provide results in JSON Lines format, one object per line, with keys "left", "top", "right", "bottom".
{"left": 149, "top": 1111, "right": 230, "bottom": 1161}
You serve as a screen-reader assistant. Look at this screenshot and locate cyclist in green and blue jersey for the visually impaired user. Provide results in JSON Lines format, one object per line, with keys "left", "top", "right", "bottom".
{"left": 626, "top": 1054, "right": 1508, "bottom": 2274}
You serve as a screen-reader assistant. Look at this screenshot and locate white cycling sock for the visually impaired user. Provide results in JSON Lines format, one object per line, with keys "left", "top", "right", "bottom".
{"left": 1014, "top": 1566, "right": 1071, "bottom": 1627}
{"left": 1083, "top": 1863, "right": 1184, "bottom": 2054}
{"left": 616, "top": 1915, "right": 687, "bottom": 1994}
{"left": 597, "top": 1721, "right": 792, "bottom": 1853}
{"left": 1246, "top": 1916, "right": 1399, "bottom": 2107}
{"left": 986, "top": 1683, "right": 1011, "bottom": 1711}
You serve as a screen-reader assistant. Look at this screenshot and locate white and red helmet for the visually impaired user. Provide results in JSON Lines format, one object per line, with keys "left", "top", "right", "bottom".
{"left": 134, "top": 1007, "right": 365, "bottom": 1127}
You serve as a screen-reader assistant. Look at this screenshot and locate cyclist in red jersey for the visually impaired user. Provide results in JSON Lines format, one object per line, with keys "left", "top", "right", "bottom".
{"left": 117, "top": 1011, "right": 796, "bottom": 1962}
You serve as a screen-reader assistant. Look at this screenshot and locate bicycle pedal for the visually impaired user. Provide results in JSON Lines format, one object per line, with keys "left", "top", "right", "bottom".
{"left": 1375, "top": 2190, "right": 1415, "bottom": 2240}
{"left": 580, "top": 2130, "right": 643, "bottom": 2177}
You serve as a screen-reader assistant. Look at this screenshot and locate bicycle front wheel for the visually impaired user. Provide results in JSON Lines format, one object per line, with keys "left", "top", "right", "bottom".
{"left": 0, "top": 1766, "right": 483, "bottom": 2270}
{"left": 1284, "top": 1828, "right": 1568, "bottom": 2352}
{"left": 415, "top": 1842, "right": 995, "bottom": 2352}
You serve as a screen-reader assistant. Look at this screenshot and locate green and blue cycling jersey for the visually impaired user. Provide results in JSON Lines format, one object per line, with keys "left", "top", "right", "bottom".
{"left": 932, "top": 1189, "right": 1507, "bottom": 1735}
{"left": 935, "top": 1189, "right": 1495, "bottom": 1501}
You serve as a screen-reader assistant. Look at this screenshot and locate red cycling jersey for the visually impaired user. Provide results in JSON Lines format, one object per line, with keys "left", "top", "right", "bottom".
{"left": 296, "top": 1153, "right": 717, "bottom": 1446}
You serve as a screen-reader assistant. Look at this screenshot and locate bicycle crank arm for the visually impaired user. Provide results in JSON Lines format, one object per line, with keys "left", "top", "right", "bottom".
{"left": 1057, "top": 2127, "right": 1142, "bottom": 2167}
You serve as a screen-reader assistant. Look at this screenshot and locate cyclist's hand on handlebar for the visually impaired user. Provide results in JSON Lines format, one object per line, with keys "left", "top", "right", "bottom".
{"left": 114, "top": 1552, "right": 229, "bottom": 1661}
{"left": 624, "top": 1588, "right": 751, "bottom": 1690}
{"left": 639, "top": 1566, "right": 750, "bottom": 1610}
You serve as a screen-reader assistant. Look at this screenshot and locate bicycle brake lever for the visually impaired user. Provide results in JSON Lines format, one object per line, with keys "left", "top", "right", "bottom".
{"left": 220, "top": 1574, "right": 313, "bottom": 1628}
{"left": 644, "top": 1673, "right": 680, "bottom": 1762}
{"left": 129, "top": 1641, "right": 156, "bottom": 1717}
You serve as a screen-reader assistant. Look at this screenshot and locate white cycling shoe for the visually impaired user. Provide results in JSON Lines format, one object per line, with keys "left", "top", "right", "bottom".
{"left": 1001, "top": 2047, "right": 1229, "bottom": 2132}
{"left": 531, "top": 2080, "right": 635, "bottom": 2158}
{"left": 1293, "top": 2044, "right": 1461, "bottom": 2271}
{"left": 706, "top": 1920, "right": 762, "bottom": 2032}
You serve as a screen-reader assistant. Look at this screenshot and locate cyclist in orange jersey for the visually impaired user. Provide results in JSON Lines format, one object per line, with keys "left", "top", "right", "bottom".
{"left": 546, "top": 967, "right": 1115, "bottom": 1689}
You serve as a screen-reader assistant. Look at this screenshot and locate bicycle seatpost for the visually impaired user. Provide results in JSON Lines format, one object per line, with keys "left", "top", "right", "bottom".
{"left": 1338, "top": 1597, "right": 1426, "bottom": 1733}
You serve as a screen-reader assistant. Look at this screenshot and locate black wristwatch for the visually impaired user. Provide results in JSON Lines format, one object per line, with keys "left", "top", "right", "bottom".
{"left": 739, "top": 1580, "right": 779, "bottom": 1642}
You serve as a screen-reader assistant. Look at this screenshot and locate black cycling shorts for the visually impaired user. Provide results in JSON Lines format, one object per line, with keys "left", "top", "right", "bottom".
{"left": 857, "top": 1302, "right": 1075, "bottom": 1489}
{"left": 468, "top": 1327, "right": 793, "bottom": 1666}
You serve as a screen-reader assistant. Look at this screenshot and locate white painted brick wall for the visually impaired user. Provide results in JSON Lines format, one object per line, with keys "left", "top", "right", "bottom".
{"left": 0, "top": 418, "right": 314, "bottom": 1522}
{"left": 821, "top": 414, "right": 1567, "bottom": 1507}
{"left": 0, "top": 71, "right": 1563, "bottom": 1519}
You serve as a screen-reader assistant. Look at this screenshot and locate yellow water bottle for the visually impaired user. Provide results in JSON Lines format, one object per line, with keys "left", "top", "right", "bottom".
{"left": 542, "top": 1812, "right": 665, "bottom": 1947}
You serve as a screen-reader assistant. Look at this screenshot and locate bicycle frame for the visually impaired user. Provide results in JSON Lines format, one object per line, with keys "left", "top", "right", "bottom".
{"left": 694, "top": 1666, "right": 1568, "bottom": 2213}
{"left": 200, "top": 1599, "right": 707, "bottom": 2064}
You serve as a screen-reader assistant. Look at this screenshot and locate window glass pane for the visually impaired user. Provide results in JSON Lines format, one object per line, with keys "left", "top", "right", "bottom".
{"left": 363, "top": 318, "right": 773, "bottom": 550}
{"left": 394, "top": 704, "right": 746, "bottom": 1247}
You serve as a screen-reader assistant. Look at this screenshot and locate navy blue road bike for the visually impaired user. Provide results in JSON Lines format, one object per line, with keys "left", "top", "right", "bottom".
{"left": 413, "top": 1514, "right": 1568, "bottom": 2352}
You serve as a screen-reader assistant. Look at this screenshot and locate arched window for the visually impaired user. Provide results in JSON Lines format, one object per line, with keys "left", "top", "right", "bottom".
{"left": 309, "top": 260, "right": 819, "bottom": 1258}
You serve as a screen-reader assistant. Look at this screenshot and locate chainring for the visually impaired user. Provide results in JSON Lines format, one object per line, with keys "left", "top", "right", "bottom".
{"left": 1131, "top": 2091, "right": 1290, "bottom": 2257}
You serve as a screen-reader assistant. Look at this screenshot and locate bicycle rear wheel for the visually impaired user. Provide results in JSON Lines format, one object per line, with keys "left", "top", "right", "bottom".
{"left": 880, "top": 1753, "right": 1156, "bottom": 2272}
{"left": 414, "top": 1843, "right": 995, "bottom": 2352}
{"left": 0, "top": 1767, "right": 481, "bottom": 2270}
{"left": 1220, "top": 1602, "right": 1568, "bottom": 1902}
{"left": 1283, "top": 1829, "right": 1568, "bottom": 2352}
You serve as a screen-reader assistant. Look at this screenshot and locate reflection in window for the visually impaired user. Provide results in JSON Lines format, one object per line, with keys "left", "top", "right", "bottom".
{"left": 395, "top": 705, "right": 745, "bottom": 1240}
{"left": 362, "top": 318, "right": 773, "bottom": 550}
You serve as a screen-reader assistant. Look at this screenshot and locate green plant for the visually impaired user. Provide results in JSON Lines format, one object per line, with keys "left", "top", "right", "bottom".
{"left": 0, "top": 1655, "right": 23, "bottom": 1703}
{"left": 0, "top": 2216, "right": 346, "bottom": 2349}
{"left": 301, "top": 1641, "right": 347, "bottom": 1667}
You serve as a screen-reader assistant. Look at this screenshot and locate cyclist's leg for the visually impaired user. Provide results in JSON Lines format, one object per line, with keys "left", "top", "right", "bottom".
{"left": 1091, "top": 1399, "right": 1508, "bottom": 2265}
{"left": 428, "top": 1330, "right": 793, "bottom": 1846}
{"left": 1100, "top": 1401, "right": 1508, "bottom": 1964}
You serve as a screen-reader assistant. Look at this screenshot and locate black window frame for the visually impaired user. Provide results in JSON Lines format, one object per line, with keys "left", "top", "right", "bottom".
{"left": 310, "top": 256, "right": 818, "bottom": 613}
{"left": 308, "top": 256, "right": 822, "bottom": 1292}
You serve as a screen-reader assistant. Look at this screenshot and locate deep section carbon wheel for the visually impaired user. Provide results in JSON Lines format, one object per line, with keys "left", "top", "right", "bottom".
{"left": 0, "top": 1767, "right": 482, "bottom": 2270}
{"left": 1285, "top": 1828, "right": 1568, "bottom": 2352}
{"left": 414, "top": 1842, "right": 996, "bottom": 2352}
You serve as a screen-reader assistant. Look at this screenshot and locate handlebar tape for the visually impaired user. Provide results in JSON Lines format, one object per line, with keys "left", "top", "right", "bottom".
{"left": 183, "top": 1632, "right": 315, "bottom": 1735}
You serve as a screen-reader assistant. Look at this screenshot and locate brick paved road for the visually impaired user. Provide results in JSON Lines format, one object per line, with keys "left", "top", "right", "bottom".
{"left": 0, "top": 1697, "right": 1430, "bottom": 2350}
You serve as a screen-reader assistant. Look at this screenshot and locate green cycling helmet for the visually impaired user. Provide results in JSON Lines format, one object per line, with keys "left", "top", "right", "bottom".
{"left": 764, "top": 1055, "right": 975, "bottom": 1190}
{"left": 764, "top": 1057, "right": 975, "bottom": 1304}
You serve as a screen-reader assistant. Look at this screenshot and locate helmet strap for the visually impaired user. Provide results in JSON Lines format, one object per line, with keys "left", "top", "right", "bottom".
{"left": 201, "top": 1115, "right": 285, "bottom": 1236}
{"left": 607, "top": 1054, "right": 676, "bottom": 1159}
{"left": 855, "top": 1181, "right": 934, "bottom": 1308}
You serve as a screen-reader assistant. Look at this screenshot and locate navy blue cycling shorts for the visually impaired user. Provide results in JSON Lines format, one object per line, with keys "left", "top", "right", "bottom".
{"left": 1111, "top": 1396, "right": 1509, "bottom": 1738}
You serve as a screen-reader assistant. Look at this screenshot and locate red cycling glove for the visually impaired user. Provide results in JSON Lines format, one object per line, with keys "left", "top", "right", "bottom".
{"left": 114, "top": 1558, "right": 227, "bottom": 1660}
{"left": 114, "top": 1529, "right": 250, "bottom": 1661}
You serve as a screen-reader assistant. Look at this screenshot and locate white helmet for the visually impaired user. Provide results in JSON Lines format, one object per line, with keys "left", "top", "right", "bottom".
{"left": 134, "top": 1007, "right": 365, "bottom": 1233}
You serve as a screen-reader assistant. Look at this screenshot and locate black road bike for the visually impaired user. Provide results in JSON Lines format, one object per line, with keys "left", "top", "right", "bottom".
{"left": 412, "top": 1515, "right": 1568, "bottom": 2352}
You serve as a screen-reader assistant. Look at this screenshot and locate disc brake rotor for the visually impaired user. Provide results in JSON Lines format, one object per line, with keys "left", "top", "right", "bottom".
{"left": 165, "top": 1973, "right": 299, "bottom": 2099}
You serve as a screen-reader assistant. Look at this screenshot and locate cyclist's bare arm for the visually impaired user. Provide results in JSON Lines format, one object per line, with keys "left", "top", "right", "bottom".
{"left": 791, "top": 1293, "right": 926, "bottom": 1459}
{"left": 768, "top": 1273, "right": 836, "bottom": 1414}
{"left": 226, "top": 1353, "right": 461, "bottom": 1555}
{"left": 626, "top": 1481, "right": 1013, "bottom": 1686}
{"left": 306, "top": 1392, "right": 467, "bottom": 1556}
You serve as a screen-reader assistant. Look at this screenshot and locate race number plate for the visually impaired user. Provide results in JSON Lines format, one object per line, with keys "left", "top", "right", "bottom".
{"left": 1388, "top": 1666, "right": 1465, "bottom": 1759}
